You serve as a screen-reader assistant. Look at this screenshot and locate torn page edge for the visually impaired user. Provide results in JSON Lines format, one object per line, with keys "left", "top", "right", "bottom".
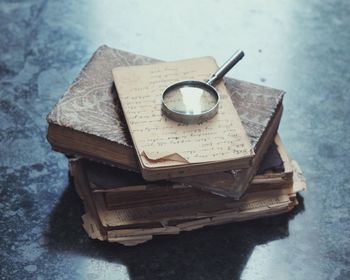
{"left": 141, "top": 150, "right": 189, "bottom": 163}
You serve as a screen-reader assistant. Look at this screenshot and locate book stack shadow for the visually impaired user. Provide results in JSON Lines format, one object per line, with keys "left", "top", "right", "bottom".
{"left": 47, "top": 46, "right": 306, "bottom": 246}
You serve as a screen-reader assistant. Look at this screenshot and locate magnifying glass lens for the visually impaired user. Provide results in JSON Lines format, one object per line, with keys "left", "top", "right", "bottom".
{"left": 163, "top": 85, "right": 217, "bottom": 115}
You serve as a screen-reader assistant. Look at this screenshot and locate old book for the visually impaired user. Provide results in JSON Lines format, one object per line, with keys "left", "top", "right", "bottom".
{"left": 70, "top": 136, "right": 296, "bottom": 214}
{"left": 112, "top": 57, "right": 254, "bottom": 180}
{"left": 70, "top": 155, "right": 306, "bottom": 246}
{"left": 47, "top": 46, "right": 284, "bottom": 197}
{"left": 80, "top": 137, "right": 292, "bottom": 197}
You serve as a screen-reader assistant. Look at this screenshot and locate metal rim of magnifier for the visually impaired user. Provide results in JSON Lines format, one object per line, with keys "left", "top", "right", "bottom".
{"left": 161, "top": 80, "right": 220, "bottom": 124}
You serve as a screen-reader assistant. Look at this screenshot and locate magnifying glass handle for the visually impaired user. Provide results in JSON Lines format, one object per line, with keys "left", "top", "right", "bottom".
{"left": 207, "top": 50, "right": 244, "bottom": 86}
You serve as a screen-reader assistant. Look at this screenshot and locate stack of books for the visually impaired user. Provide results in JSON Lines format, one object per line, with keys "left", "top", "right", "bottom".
{"left": 47, "top": 46, "right": 306, "bottom": 246}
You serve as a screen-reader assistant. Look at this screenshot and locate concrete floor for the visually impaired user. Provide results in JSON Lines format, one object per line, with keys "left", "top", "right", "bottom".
{"left": 0, "top": 0, "right": 349, "bottom": 279}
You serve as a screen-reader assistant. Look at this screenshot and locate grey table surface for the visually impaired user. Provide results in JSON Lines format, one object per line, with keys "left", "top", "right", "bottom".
{"left": 0, "top": 0, "right": 349, "bottom": 279}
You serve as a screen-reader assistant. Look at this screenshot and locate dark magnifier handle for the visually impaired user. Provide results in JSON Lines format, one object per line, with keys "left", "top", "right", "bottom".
{"left": 207, "top": 50, "right": 244, "bottom": 86}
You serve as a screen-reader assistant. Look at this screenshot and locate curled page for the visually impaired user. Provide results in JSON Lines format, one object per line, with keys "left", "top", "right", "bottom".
{"left": 141, "top": 150, "right": 189, "bottom": 164}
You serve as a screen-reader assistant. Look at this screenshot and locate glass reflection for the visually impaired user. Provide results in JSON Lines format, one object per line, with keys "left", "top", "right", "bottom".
{"left": 163, "top": 86, "right": 217, "bottom": 115}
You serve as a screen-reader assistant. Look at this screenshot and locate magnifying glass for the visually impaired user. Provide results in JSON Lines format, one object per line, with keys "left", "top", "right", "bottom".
{"left": 161, "top": 50, "right": 244, "bottom": 124}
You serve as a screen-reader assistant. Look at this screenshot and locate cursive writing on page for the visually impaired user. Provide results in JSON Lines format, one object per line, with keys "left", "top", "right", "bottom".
{"left": 113, "top": 57, "right": 253, "bottom": 168}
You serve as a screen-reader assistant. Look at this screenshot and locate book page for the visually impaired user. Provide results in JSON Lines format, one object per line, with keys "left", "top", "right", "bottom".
{"left": 113, "top": 57, "right": 253, "bottom": 169}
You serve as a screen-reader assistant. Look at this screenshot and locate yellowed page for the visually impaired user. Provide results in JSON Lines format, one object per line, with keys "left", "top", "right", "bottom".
{"left": 112, "top": 57, "right": 253, "bottom": 169}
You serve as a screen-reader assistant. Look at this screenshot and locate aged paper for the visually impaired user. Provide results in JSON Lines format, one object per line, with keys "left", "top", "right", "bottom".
{"left": 113, "top": 57, "right": 253, "bottom": 169}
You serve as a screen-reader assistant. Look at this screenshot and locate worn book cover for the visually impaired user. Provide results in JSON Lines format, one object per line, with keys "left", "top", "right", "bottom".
{"left": 47, "top": 45, "right": 284, "bottom": 198}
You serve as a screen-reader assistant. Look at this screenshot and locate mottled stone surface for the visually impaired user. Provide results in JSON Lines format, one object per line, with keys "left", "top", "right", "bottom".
{"left": 0, "top": 0, "right": 349, "bottom": 279}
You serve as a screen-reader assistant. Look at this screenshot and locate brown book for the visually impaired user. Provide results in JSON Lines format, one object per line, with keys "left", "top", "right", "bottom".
{"left": 47, "top": 46, "right": 284, "bottom": 198}
{"left": 70, "top": 152, "right": 306, "bottom": 246}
